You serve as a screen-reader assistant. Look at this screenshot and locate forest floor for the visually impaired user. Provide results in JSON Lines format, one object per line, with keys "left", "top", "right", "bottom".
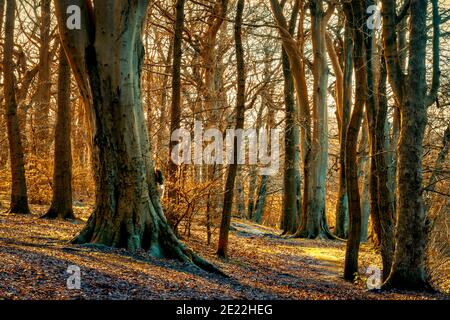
{"left": 0, "top": 202, "right": 448, "bottom": 300}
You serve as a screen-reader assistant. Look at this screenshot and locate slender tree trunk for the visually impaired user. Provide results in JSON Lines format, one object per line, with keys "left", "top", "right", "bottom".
{"left": 247, "top": 105, "right": 263, "bottom": 220}
{"left": 202, "top": 1, "right": 228, "bottom": 227}
{"left": 366, "top": 5, "right": 382, "bottom": 249}
{"left": 167, "top": 0, "right": 185, "bottom": 207}
{"left": 73, "top": 98, "right": 88, "bottom": 167}
{"left": 35, "top": 0, "right": 52, "bottom": 156}
{"left": 389, "top": 12, "right": 408, "bottom": 216}
{"left": 0, "top": 0, "right": 6, "bottom": 172}
{"left": 156, "top": 42, "right": 173, "bottom": 157}
{"left": 43, "top": 46, "right": 74, "bottom": 220}
{"left": 344, "top": 0, "right": 366, "bottom": 281}
{"left": 358, "top": 122, "right": 370, "bottom": 242}
{"left": 217, "top": 0, "right": 245, "bottom": 258}
{"left": 3, "top": 0, "right": 30, "bottom": 215}
{"left": 281, "top": 0, "right": 301, "bottom": 235}
{"left": 331, "top": 24, "right": 353, "bottom": 239}
{"left": 0, "top": 0, "right": 4, "bottom": 35}
{"left": 425, "top": 125, "right": 449, "bottom": 212}
{"left": 253, "top": 175, "right": 269, "bottom": 224}
{"left": 374, "top": 52, "right": 395, "bottom": 280}
{"left": 235, "top": 168, "right": 245, "bottom": 218}
{"left": 247, "top": 166, "right": 257, "bottom": 220}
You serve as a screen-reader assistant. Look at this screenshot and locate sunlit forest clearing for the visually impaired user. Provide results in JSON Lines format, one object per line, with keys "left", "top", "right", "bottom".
{"left": 0, "top": 0, "right": 449, "bottom": 300}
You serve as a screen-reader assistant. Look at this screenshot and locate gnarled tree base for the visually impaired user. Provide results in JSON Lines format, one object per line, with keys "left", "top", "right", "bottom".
{"left": 8, "top": 199, "right": 30, "bottom": 215}
{"left": 291, "top": 228, "right": 338, "bottom": 240}
{"left": 280, "top": 225, "right": 300, "bottom": 237}
{"left": 382, "top": 273, "right": 434, "bottom": 292}
{"left": 71, "top": 208, "right": 225, "bottom": 276}
{"left": 41, "top": 207, "right": 75, "bottom": 220}
{"left": 290, "top": 213, "right": 341, "bottom": 240}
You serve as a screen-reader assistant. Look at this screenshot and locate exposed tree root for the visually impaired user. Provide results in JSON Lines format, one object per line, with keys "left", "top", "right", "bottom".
{"left": 70, "top": 208, "right": 227, "bottom": 277}
{"left": 289, "top": 223, "right": 344, "bottom": 241}
{"left": 7, "top": 208, "right": 30, "bottom": 215}
{"left": 290, "top": 229, "right": 338, "bottom": 240}
{"left": 41, "top": 208, "right": 75, "bottom": 220}
{"left": 7, "top": 202, "right": 30, "bottom": 215}
{"left": 382, "top": 273, "right": 436, "bottom": 292}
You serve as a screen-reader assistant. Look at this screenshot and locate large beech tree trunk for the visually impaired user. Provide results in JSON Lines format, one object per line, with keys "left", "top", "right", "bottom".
{"left": 386, "top": 4, "right": 429, "bottom": 286}
{"left": 54, "top": 0, "right": 220, "bottom": 273}
{"left": 3, "top": 0, "right": 30, "bottom": 215}
{"left": 381, "top": 0, "right": 440, "bottom": 290}
{"left": 43, "top": 46, "right": 74, "bottom": 220}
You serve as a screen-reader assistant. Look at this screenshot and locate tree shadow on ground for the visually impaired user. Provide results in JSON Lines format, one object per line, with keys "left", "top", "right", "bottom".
{"left": 0, "top": 239, "right": 281, "bottom": 299}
